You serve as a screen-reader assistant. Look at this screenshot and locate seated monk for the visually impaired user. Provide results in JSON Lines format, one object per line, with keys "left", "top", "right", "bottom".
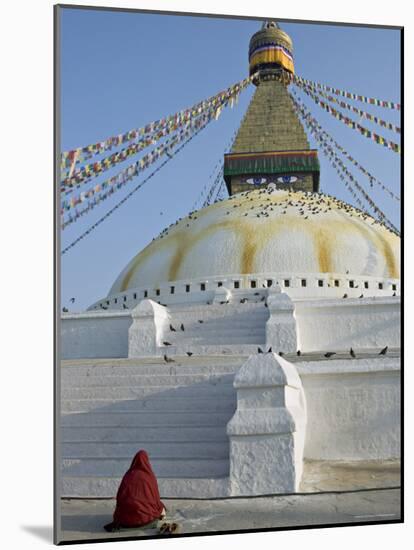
{"left": 104, "top": 450, "right": 166, "bottom": 532}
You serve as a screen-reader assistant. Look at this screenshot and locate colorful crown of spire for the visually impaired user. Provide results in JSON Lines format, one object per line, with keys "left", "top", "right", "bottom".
{"left": 249, "top": 21, "right": 294, "bottom": 80}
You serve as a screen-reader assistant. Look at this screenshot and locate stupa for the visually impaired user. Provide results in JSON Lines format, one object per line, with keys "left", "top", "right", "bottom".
{"left": 61, "top": 22, "right": 401, "bottom": 499}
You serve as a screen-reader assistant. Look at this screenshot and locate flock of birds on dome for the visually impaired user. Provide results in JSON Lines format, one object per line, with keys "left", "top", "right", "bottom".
{"left": 151, "top": 186, "right": 395, "bottom": 245}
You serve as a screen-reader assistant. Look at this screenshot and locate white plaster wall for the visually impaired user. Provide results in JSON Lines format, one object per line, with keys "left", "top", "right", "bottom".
{"left": 298, "top": 358, "right": 400, "bottom": 460}
{"left": 61, "top": 312, "right": 132, "bottom": 359}
{"left": 65, "top": 296, "right": 400, "bottom": 359}
{"left": 294, "top": 297, "right": 400, "bottom": 352}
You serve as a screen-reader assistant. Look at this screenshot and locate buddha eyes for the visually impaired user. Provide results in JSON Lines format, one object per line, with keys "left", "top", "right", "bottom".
{"left": 246, "top": 177, "right": 267, "bottom": 185}
{"left": 245, "top": 175, "right": 299, "bottom": 185}
{"left": 277, "top": 175, "right": 298, "bottom": 184}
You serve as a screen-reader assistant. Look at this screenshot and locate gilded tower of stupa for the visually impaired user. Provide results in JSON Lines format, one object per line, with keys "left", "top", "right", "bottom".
{"left": 224, "top": 21, "right": 320, "bottom": 195}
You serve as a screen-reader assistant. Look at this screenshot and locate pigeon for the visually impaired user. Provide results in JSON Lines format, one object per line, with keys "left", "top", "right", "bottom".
{"left": 267, "top": 347, "right": 272, "bottom": 353}
{"left": 170, "top": 324, "right": 176, "bottom": 332}
{"left": 240, "top": 298, "right": 247, "bottom": 303}
{"left": 180, "top": 323, "right": 185, "bottom": 331}
{"left": 122, "top": 303, "right": 128, "bottom": 309}
{"left": 198, "top": 320, "right": 204, "bottom": 323}
{"left": 258, "top": 347, "right": 263, "bottom": 354}
{"left": 297, "top": 350, "right": 301, "bottom": 356}
{"left": 186, "top": 352, "right": 193, "bottom": 357}
{"left": 70, "top": 297, "right": 75, "bottom": 303}
{"left": 100, "top": 305, "right": 108, "bottom": 310}
{"left": 379, "top": 346, "right": 388, "bottom": 355}
{"left": 392, "top": 292, "right": 396, "bottom": 297}
{"left": 359, "top": 294, "right": 364, "bottom": 299}
{"left": 324, "top": 352, "right": 336, "bottom": 358}
{"left": 163, "top": 354, "right": 174, "bottom": 363}
{"left": 62, "top": 307, "right": 68, "bottom": 312}
{"left": 343, "top": 293, "right": 348, "bottom": 299}
{"left": 254, "top": 292, "right": 260, "bottom": 296}
{"left": 278, "top": 351, "right": 284, "bottom": 357}
{"left": 163, "top": 341, "right": 172, "bottom": 346}
{"left": 350, "top": 348, "right": 356, "bottom": 358}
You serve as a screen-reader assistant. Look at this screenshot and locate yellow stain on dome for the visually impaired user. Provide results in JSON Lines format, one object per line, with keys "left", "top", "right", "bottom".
{"left": 344, "top": 214, "right": 399, "bottom": 279}
{"left": 168, "top": 219, "right": 251, "bottom": 280}
{"left": 314, "top": 226, "right": 333, "bottom": 273}
{"left": 378, "top": 233, "right": 399, "bottom": 278}
{"left": 240, "top": 232, "right": 257, "bottom": 274}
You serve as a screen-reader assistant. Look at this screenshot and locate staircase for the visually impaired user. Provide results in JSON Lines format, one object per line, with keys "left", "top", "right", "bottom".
{"left": 60, "top": 356, "right": 245, "bottom": 498}
{"left": 160, "top": 299, "right": 269, "bottom": 355}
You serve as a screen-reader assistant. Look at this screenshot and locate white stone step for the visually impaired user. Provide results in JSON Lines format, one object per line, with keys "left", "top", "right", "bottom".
{"left": 61, "top": 395, "right": 236, "bottom": 414}
{"left": 61, "top": 410, "right": 233, "bottom": 427}
{"left": 62, "top": 441, "right": 229, "bottom": 459}
{"left": 169, "top": 301, "right": 268, "bottom": 312}
{"left": 159, "top": 348, "right": 264, "bottom": 357}
{"left": 62, "top": 476, "right": 229, "bottom": 498}
{"left": 170, "top": 335, "right": 265, "bottom": 346}
{"left": 60, "top": 362, "right": 242, "bottom": 377}
{"left": 61, "top": 373, "right": 235, "bottom": 387}
{"left": 165, "top": 325, "right": 267, "bottom": 337}
{"left": 61, "top": 384, "right": 237, "bottom": 400}
{"left": 165, "top": 320, "right": 268, "bottom": 330}
{"left": 62, "top": 425, "right": 229, "bottom": 442}
{"left": 62, "top": 457, "right": 229, "bottom": 478}
{"left": 168, "top": 327, "right": 266, "bottom": 337}
{"left": 60, "top": 356, "right": 239, "bottom": 497}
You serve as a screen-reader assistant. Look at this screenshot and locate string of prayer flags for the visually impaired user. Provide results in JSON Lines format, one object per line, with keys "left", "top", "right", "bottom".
{"left": 293, "top": 74, "right": 401, "bottom": 110}
{"left": 61, "top": 110, "right": 215, "bottom": 228}
{"left": 191, "top": 125, "right": 239, "bottom": 212}
{"left": 202, "top": 167, "right": 225, "bottom": 208}
{"left": 60, "top": 87, "right": 238, "bottom": 191}
{"left": 294, "top": 78, "right": 400, "bottom": 134}
{"left": 61, "top": 128, "right": 205, "bottom": 255}
{"left": 293, "top": 80, "right": 400, "bottom": 154}
{"left": 290, "top": 89, "right": 400, "bottom": 202}
{"left": 290, "top": 91, "right": 399, "bottom": 235}
{"left": 60, "top": 74, "right": 255, "bottom": 175}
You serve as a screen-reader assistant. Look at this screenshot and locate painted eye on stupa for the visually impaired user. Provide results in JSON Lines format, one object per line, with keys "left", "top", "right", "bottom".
{"left": 277, "top": 175, "right": 298, "bottom": 184}
{"left": 246, "top": 177, "right": 267, "bottom": 185}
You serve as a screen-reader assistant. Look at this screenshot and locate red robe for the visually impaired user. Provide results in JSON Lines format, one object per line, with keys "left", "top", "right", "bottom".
{"left": 113, "top": 450, "right": 165, "bottom": 527}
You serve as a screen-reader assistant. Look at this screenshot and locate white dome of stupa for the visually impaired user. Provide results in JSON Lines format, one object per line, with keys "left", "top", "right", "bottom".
{"left": 108, "top": 188, "right": 399, "bottom": 296}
